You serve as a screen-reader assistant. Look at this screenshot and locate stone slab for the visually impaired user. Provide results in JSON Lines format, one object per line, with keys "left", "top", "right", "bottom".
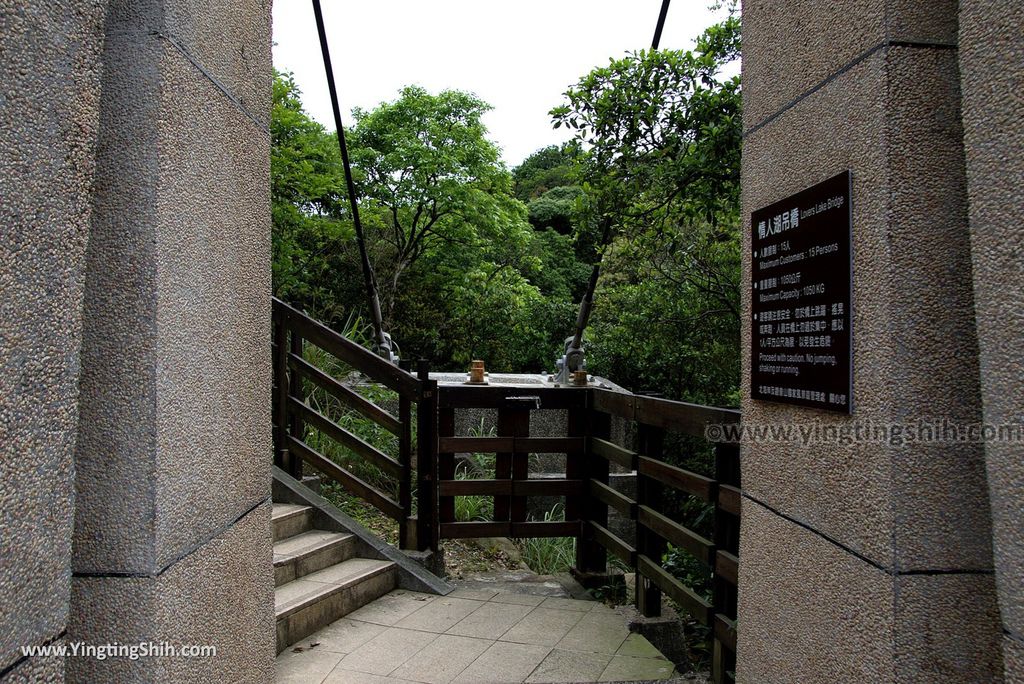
{"left": 500, "top": 607, "right": 586, "bottom": 647}
{"left": 452, "top": 642, "right": 553, "bottom": 684}
{"left": 275, "top": 646, "right": 344, "bottom": 684}
{"left": 303, "top": 618, "right": 387, "bottom": 655}
{"left": 343, "top": 590, "right": 438, "bottom": 627}
{"left": 599, "top": 655, "right": 675, "bottom": 682}
{"left": 389, "top": 633, "right": 492, "bottom": 683}
{"left": 447, "top": 601, "right": 534, "bottom": 638}
{"left": 334, "top": 627, "right": 437, "bottom": 676}
{"left": 282, "top": 589, "right": 675, "bottom": 683}
{"left": 525, "top": 649, "right": 612, "bottom": 683}
{"left": 393, "top": 597, "right": 485, "bottom": 633}
{"left": 554, "top": 611, "right": 631, "bottom": 655}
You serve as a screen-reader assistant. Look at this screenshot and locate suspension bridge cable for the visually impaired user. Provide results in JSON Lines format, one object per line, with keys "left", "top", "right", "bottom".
{"left": 311, "top": 0, "right": 393, "bottom": 360}
{"left": 559, "top": 0, "right": 673, "bottom": 378}
{"left": 652, "top": 0, "right": 672, "bottom": 49}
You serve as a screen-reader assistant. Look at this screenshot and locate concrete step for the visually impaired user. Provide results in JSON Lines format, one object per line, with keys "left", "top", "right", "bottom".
{"left": 275, "top": 557, "right": 396, "bottom": 654}
{"left": 273, "top": 529, "right": 356, "bottom": 587}
{"left": 272, "top": 503, "right": 313, "bottom": 542}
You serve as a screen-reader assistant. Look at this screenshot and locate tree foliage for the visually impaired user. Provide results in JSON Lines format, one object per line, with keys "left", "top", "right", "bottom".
{"left": 349, "top": 87, "right": 534, "bottom": 321}
{"left": 512, "top": 145, "right": 576, "bottom": 201}
{"left": 271, "top": 71, "right": 360, "bottom": 317}
{"left": 270, "top": 10, "right": 744, "bottom": 405}
{"left": 550, "top": 13, "right": 743, "bottom": 405}
{"left": 527, "top": 185, "right": 583, "bottom": 234}
{"left": 551, "top": 14, "right": 741, "bottom": 231}
{"left": 271, "top": 77, "right": 581, "bottom": 372}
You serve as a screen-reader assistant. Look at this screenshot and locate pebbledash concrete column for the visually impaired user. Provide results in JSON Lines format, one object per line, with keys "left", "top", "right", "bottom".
{"left": 67, "top": 1, "right": 275, "bottom": 682}
{"left": 0, "top": 3, "right": 108, "bottom": 681}
{"left": 960, "top": 1, "right": 1024, "bottom": 679}
{"left": 738, "top": 1, "right": 1004, "bottom": 682}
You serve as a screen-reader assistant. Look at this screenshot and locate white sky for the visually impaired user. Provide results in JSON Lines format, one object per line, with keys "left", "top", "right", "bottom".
{"left": 272, "top": 1, "right": 727, "bottom": 167}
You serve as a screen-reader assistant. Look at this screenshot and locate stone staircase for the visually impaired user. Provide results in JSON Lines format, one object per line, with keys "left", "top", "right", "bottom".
{"left": 273, "top": 502, "right": 397, "bottom": 653}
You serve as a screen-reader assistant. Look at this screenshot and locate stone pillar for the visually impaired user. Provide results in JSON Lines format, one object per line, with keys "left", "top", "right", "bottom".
{"left": 67, "top": 1, "right": 275, "bottom": 681}
{"left": 960, "top": 1, "right": 1024, "bottom": 678}
{"left": 0, "top": 3, "right": 108, "bottom": 681}
{"left": 738, "top": 2, "right": 1003, "bottom": 681}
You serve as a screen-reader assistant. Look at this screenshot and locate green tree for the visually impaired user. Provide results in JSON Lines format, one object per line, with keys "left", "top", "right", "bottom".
{"left": 349, "top": 86, "right": 535, "bottom": 323}
{"left": 526, "top": 185, "right": 584, "bottom": 234}
{"left": 551, "top": 14, "right": 741, "bottom": 233}
{"left": 511, "top": 144, "right": 577, "bottom": 201}
{"left": 270, "top": 70, "right": 364, "bottom": 320}
{"left": 550, "top": 13, "right": 743, "bottom": 405}
{"left": 271, "top": 77, "right": 574, "bottom": 371}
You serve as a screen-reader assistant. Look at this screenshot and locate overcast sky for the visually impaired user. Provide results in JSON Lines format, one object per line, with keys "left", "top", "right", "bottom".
{"left": 272, "top": 1, "right": 726, "bottom": 167}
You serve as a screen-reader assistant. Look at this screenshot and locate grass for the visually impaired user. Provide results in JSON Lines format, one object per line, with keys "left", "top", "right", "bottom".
{"left": 299, "top": 343, "right": 403, "bottom": 498}
{"left": 320, "top": 481, "right": 399, "bottom": 546}
{"left": 514, "top": 504, "right": 576, "bottom": 575}
{"left": 453, "top": 418, "right": 496, "bottom": 523}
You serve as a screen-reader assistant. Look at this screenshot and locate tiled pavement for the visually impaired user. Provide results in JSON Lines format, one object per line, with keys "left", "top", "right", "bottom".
{"left": 276, "top": 588, "right": 676, "bottom": 683}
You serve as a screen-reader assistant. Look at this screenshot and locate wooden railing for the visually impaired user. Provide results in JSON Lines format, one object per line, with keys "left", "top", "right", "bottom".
{"left": 271, "top": 298, "right": 437, "bottom": 551}
{"left": 271, "top": 301, "right": 740, "bottom": 681}
{"left": 588, "top": 388, "right": 740, "bottom": 684}
{"left": 434, "top": 383, "right": 740, "bottom": 684}
{"left": 435, "top": 386, "right": 590, "bottom": 541}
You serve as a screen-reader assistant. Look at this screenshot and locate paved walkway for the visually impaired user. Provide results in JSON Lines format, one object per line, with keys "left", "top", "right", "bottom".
{"left": 276, "top": 588, "right": 676, "bottom": 683}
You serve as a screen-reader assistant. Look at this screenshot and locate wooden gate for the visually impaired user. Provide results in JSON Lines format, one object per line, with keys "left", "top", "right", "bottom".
{"left": 271, "top": 300, "right": 740, "bottom": 680}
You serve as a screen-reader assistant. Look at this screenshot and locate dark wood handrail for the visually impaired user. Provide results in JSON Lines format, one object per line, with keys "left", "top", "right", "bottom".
{"left": 587, "top": 388, "right": 740, "bottom": 684}
{"left": 272, "top": 297, "right": 435, "bottom": 552}
{"left": 288, "top": 398, "right": 403, "bottom": 477}
{"left": 289, "top": 353, "right": 403, "bottom": 434}
{"left": 287, "top": 436, "right": 403, "bottom": 519}
{"left": 591, "top": 387, "right": 740, "bottom": 436}
{"left": 273, "top": 297, "right": 420, "bottom": 398}
{"left": 272, "top": 300, "right": 740, "bottom": 679}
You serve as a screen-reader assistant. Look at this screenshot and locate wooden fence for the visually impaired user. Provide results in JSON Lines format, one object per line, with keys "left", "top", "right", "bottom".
{"left": 588, "top": 388, "right": 740, "bottom": 683}
{"left": 271, "top": 298, "right": 437, "bottom": 551}
{"left": 271, "top": 300, "right": 740, "bottom": 681}
{"left": 432, "top": 383, "right": 740, "bottom": 682}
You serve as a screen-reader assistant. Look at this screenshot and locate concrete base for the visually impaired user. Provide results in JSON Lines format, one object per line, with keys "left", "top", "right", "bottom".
{"left": 570, "top": 569, "right": 628, "bottom": 599}
{"left": 404, "top": 548, "right": 446, "bottom": 578}
{"left": 299, "top": 475, "right": 322, "bottom": 495}
{"left": 618, "top": 604, "right": 689, "bottom": 671}
{"left": 68, "top": 501, "right": 275, "bottom": 683}
{"left": 2, "top": 649, "right": 64, "bottom": 684}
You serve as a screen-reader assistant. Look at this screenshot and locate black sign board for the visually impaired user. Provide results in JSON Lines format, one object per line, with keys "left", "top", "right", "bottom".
{"left": 751, "top": 171, "right": 853, "bottom": 413}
